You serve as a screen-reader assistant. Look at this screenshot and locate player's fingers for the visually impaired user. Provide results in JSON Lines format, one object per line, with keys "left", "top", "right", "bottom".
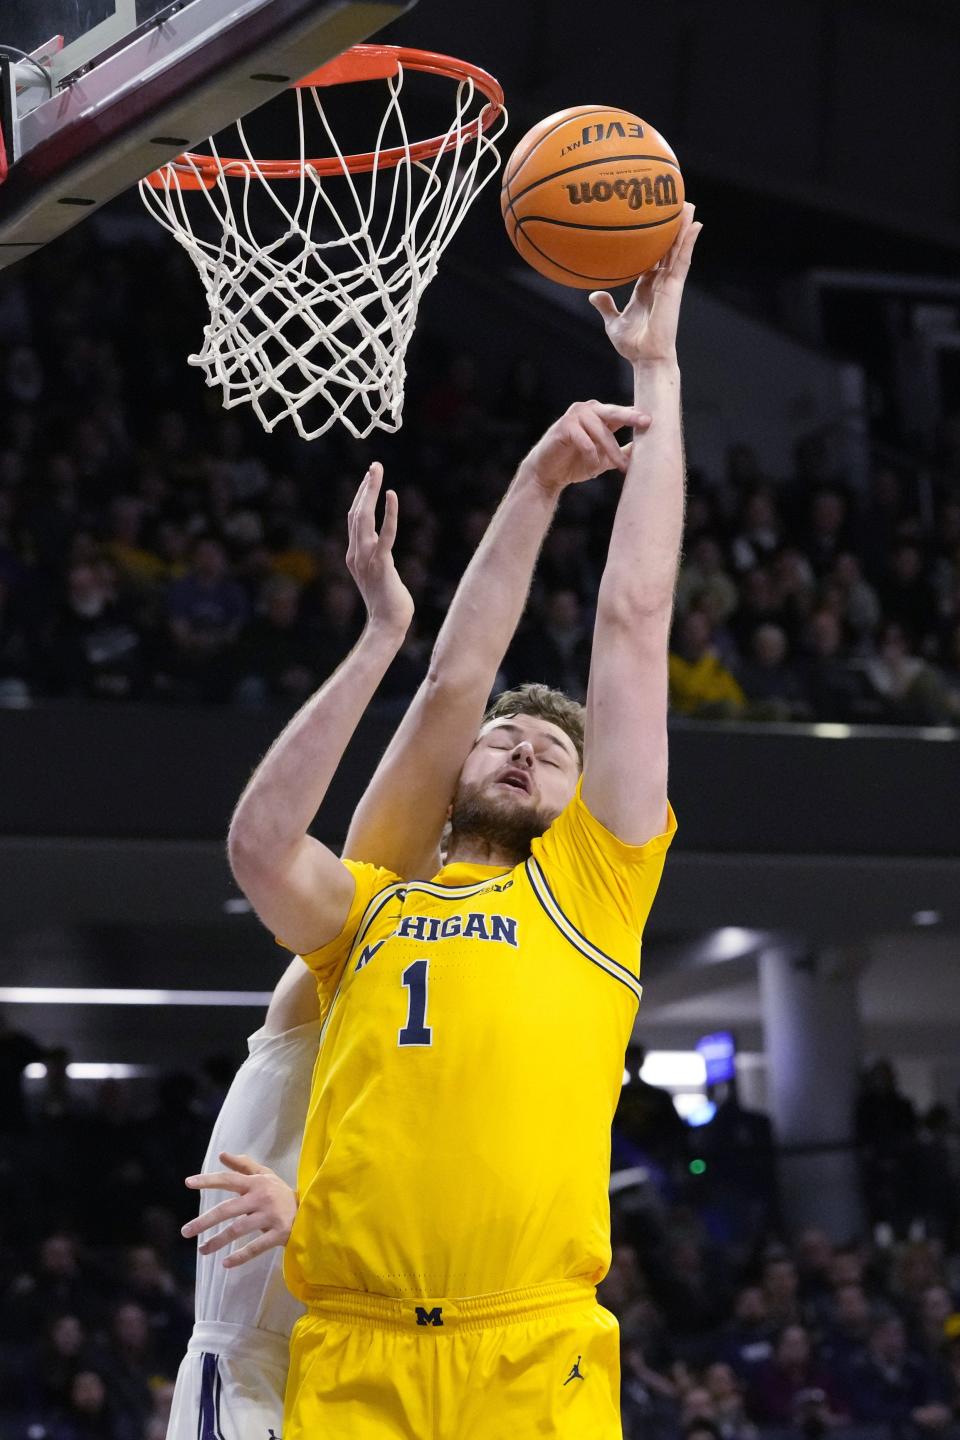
{"left": 222, "top": 1230, "right": 286, "bottom": 1269}
{"left": 184, "top": 1170, "right": 248, "bottom": 1193}
{"left": 663, "top": 205, "right": 698, "bottom": 277}
{"left": 579, "top": 410, "right": 628, "bottom": 473}
{"left": 377, "top": 489, "right": 399, "bottom": 554}
{"left": 219, "top": 1151, "right": 267, "bottom": 1175}
{"left": 181, "top": 1195, "right": 247, "bottom": 1238}
{"left": 587, "top": 290, "right": 619, "bottom": 322}
{"left": 355, "top": 465, "right": 382, "bottom": 550}
{"left": 663, "top": 221, "right": 702, "bottom": 293}
{"left": 570, "top": 426, "right": 603, "bottom": 469}
{"left": 197, "top": 1215, "right": 262, "bottom": 1255}
{"left": 592, "top": 404, "right": 653, "bottom": 431}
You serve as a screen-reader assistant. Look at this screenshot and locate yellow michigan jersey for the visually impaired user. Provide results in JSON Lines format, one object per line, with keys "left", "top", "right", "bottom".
{"left": 284, "top": 779, "right": 676, "bottom": 1305}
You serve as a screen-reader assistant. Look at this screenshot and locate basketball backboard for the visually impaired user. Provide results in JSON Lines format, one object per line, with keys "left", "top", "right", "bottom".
{"left": 0, "top": 0, "right": 416, "bottom": 269}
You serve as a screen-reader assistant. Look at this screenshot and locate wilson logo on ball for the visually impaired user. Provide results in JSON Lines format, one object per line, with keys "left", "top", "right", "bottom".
{"left": 564, "top": 174, "right": 679, "bottom": 210}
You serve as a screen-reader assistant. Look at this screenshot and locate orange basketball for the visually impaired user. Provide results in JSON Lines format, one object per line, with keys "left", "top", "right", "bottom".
{"left": 500, "top": 106, "right": 684, "bottom": 289}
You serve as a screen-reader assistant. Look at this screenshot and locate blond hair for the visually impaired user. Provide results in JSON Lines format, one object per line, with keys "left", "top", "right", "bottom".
{"left": 483, "top": 683, "right": 585, "bottom": 766}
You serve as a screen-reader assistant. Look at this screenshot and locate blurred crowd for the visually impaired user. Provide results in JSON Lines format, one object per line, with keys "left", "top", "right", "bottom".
{"left": 1, "top": 233, "right": 959, "bottom": 724}
{"left": 2, "top": 1009, "right": 960, "bottom": 1440}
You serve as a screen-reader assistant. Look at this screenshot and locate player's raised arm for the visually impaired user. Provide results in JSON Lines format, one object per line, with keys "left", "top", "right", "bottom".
{"left": 581, "top": 205, "right": 702, "bottom": 844}
{"left": 227, "top": 466, "right": 413, "bottom": 954}
{"left": 344, "top": 402, "right": 651, "bottom": 877}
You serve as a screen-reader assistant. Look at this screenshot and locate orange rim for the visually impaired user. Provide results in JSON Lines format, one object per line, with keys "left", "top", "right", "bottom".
{"left": 146, "top": 44, "right": 505, "bottom": 189}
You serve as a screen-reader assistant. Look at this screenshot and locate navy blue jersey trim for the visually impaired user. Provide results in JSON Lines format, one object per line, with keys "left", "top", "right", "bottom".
{"left": 528, "top": 858, "right": 639, "bottom": 981}
{"left": 198, "top": 1353, "right": 218, "bottom": 1440}
{"left": 524, "top": 859, "right": 642, "bottom": 1004}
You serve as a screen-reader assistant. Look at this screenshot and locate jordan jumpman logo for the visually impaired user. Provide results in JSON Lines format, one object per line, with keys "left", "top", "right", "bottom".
{"left": 563, "top": 1355, "right": 585, "bottom": 1385}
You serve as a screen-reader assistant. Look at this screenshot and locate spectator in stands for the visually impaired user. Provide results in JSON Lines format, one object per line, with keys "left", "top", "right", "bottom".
{"left": 91, "top": 1302, "right": 166, "bottom": 1437}
{"left": 116, "top": 1250, "right": 190, "bottom": 1369}
{"left": 738, "top": 623, "right": 810, "bottom": 719}
{"left": 748, "top": 1324, "right": 847, "bottom": 1426}
{"left": 844, "top": 1315, "right": 952, "bottom": 1432}
{"left": 669, "top": 610, "right": 745, "bottom": 718}
{"left": 828, "top": 552, "right": 882, "bottom": 644}
{"left": 620, "top": 1322, "right": 679, "bottom": 1440}
{"left": 880, "top": 541, "right": 940, "bottom": 647}
{"left": 162, "top": 537, "right": 248, "bottom": 700}
{"left": 730, "top": 488, "right": 783, "bottom": 575}
{"left": 22, "top": 1313, "right": 93, "bottom": 1415}
{"left": 796, "top": 609, "right": 867, "bottom": 721}
{"left": 805, "top": 488, "right": 853, "bottom": 575}
{"left": 676, "top": 535, "right": 739, "bottom": 623}
{"left": 718, "top": 1287, "right": 775, "bottom": 1381}
{"left": 615, "top": 1044, "right": 688, "bottom": 1170}
{"left": 856, "top": 1060, "right": 917, "bottom": 1226}
{"left": 860, "top": 465, "right": 909, "bottom": 580}
{"left": 47, "top": 560, "right": 145, "bottom": 701}
{"left": 233, "top": 574, "right": 316, "bottom": 706}
{"left": 102, "top": 497, "right": 166, "bottom": 594}
{"left": 304, "top": 574, "right": 364, "bottom": 679}
{"left": 912, "top": 1285, "right": 957, "bottom": 1370}
{"left": 763, "top": 1257, "right": 803, "bottom": 1332}
{"left": 2, "top": 1234, "right": 98, "bottom": 1341}
{"left": 856, "top": 622, "right": 959, "bottom": 726}
{"left": 48, "top": 1368, "right": 136, "bottom": 1440}
{"left": 659, "top": 1235, "right": 731, "bottom": 1347}
{"left": 730, "top": 566, "right": 780, "bottom": 653}
{"left": 821, "top": 1284, "right": 877, "bottom": 1376}
{"left": 504, "top": 589, "right": 592, "bottom": 700}
{"left": 704, "top": 1361, "right": 758, "bottom": 1440}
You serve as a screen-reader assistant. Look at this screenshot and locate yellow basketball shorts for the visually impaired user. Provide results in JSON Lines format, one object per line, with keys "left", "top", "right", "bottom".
{"left": 283, "top": 1280, "right": 622, "bottom": 1440}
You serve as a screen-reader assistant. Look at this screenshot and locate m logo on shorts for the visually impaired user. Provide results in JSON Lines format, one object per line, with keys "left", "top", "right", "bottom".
{"left": 415, "top": 1306, "right": 443, "bottom": 1327}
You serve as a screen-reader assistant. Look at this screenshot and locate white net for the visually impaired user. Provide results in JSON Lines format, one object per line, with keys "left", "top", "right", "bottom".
{"left": 139, "top": 57, "right": 507, "bottom": 440}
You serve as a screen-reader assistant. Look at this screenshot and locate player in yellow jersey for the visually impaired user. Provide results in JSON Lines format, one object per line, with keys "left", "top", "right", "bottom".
{"left": 186, "top": 205, "right": 701, "bottom": 1437}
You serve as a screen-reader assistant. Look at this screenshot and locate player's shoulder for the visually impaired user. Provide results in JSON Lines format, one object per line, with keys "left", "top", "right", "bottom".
{"left": 533, "top": 779, "right": 675, "bottom": 866}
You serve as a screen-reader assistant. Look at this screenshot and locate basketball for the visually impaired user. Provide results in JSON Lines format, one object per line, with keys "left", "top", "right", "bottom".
{"left": 500, "top": 106, "right": 685, "bottom": 289}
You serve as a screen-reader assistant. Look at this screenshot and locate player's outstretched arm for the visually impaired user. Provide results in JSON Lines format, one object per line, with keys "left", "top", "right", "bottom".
{"left": 182, "top": 1152, "right": 297, "bottom": 1268}
{"left": 228, "top": 467, "right": 413, "bottom": 954}
{"left": 582, "top": 205, "right": 702, "bottom": 844}
{"left": 344, "top": 402, "right": 651, "bottom": 877}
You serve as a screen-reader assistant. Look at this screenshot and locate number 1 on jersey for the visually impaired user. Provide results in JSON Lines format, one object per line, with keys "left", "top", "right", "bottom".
{"left": 398, "top": 959, "right": 433, "bottom": 1047}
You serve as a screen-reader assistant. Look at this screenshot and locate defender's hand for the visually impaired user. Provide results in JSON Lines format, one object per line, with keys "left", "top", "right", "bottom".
{"left": 346, "top": 463, "right": 414, "bottom": 637}
{"left": 182, "top": 1152, "right": 298, "bottom": 1269}
{"left": 519, "top": 401, "right": 652, "bottom": 495}
{"left": 589, "top": 203, "right": 702, "bottom": 365}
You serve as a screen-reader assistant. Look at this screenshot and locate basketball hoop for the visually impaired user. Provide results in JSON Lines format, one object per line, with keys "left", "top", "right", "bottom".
{"left": 140, "top": 45, "right": 507, "bottom": 440}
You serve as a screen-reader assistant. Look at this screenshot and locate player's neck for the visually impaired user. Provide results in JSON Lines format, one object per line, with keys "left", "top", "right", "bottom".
{"left": 443, "top": 833, "right": 521, "bottom": 870}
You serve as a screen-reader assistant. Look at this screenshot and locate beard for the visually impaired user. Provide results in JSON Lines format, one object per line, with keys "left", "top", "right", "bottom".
{"left": 448, "top": 777, "right": 554, "bottom": 865}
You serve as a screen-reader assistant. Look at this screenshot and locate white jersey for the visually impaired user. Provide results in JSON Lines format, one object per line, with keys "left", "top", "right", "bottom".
{"left": 194, "top": 1018, "right": 322, "bottom": 1335}
{"left": 168, "top": 1020, "right": 321, "bottom": 1440}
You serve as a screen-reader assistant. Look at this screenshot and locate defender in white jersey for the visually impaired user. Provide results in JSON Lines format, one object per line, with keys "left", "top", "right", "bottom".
{"left": 167, "top": 959, "right": 320, "bottom": 1440}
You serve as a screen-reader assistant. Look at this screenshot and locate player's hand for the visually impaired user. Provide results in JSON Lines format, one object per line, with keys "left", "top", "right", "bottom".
{"left": 589, "top": 202, "right": 702, "bottom": 366}
{"left": 519, "top": 401, "right": 652, "bottom": 494}
{"left": 181, "top": 1151, "right": 298, "bottom": 1269}
{"left": 346, "top": 462, "right": 414, "bottom": 638}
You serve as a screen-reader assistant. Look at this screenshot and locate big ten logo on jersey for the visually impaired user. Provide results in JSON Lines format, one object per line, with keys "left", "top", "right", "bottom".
{"left": 564, "top": 173, "right": 678, "bottom": 211}
{"left": 560, "top": 119, "right": 644, "bottom": 156}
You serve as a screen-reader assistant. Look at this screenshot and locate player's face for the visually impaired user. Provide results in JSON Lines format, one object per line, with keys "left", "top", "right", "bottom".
{"left": 447, "top": 714, "right": 581, "bottom": 862}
